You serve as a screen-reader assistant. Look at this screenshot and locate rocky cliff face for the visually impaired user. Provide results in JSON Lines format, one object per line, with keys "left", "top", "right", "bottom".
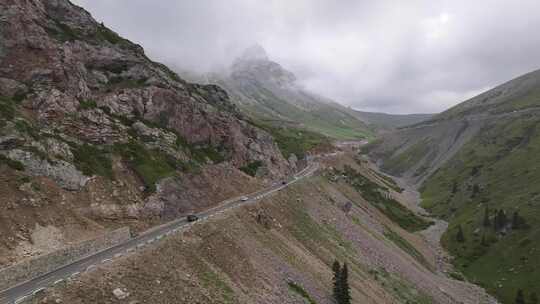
{"left": 0, "top": 0, "right": 290, "bottom": 265}
{"left": 0, "top": 0, "right": 289, "bottom": 177}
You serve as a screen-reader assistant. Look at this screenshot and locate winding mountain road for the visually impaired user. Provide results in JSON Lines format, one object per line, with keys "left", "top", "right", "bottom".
{"left": 0, "top": 163, "right": 319, "bottom": 304}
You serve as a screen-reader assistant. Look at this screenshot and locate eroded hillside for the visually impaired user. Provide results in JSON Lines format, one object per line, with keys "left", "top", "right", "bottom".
{"left": 29, "top": 153, "right": 495, "bottom": 304}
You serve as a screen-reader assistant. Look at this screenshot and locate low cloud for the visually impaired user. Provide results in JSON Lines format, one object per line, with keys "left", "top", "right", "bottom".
{"left": 73, "top": 0, "right": 540, "bottom": 114}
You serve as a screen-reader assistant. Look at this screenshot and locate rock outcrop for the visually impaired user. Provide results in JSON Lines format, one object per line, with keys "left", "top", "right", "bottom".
{"left": 0, "top": 0, "right": 290, "bottom": 180}
{"left": 0, "top": 0, "right": 291, "bottom": 265}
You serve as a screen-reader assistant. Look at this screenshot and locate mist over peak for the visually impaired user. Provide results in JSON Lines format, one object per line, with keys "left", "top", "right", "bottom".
{"left": 73, "top": 0, "right": 540, "bottom": 114}
{"left": 237, "top": 44, "right": 269, "bottom": 62}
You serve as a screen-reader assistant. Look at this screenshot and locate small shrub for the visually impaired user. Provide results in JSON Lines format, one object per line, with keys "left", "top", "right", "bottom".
{"left": 46, "top": 19, "right": 80, "bottom": 42}
{"left": 0, "top": 154, "right": 25, "bottom": 171}
{"left": 239, "top": 160, "right": 263, "bottom": 177}
{"left": 448, "top": 271, "right": 465, "bottom": 281}
{"left": 114, "top": 141, "right": 179, "bottom": 193}
{"left": 94, "top": 23, "right": 129, "bottom": 45}
{"left": 73, "top": 144, "right": 113, "bottom": 179}
{"left": 107, "top": 77, "right": 148, "bottom": 89}
{"left": 0, "top": 96, "right": 16, "bottom": 120}
{"left": 287, "top": 282, "right": 317, "bottom": 304}
{"left": 337, "top": 165, "right": 432, "bottom": 232}
{"left": 191, "top": 146, "right": 225, "bottom": 164}
{"left": 14, "top": 120, "right": 39, "bottom": 139}
{"left": 79, "top": 99, "right": 98, "bottom": 110}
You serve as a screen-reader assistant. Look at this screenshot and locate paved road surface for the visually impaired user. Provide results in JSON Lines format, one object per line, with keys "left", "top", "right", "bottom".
{"left": 0, "top": 163, "right": 318, "bottom": 304}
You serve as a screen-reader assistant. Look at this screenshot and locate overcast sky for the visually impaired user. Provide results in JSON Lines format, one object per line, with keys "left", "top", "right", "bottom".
{"left": 73, "top": 0, "right": 540, "bottom": 114}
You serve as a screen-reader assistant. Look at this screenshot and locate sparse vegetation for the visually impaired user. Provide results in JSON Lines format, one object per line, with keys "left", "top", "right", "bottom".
{"left": 199, "top": 270, "right": 235, "bottom": 304}
{"left": 383, "top": 227, "right": 432, "bottom": 271}
{"left": 79, "top": 99, "right": 98, "bottom": 110}
{"left": 114, "top": 140, "right": 180, "bottom": 192}
{"left": 239, "top": 160, "right": 263, "bottom": 177}
{"left": 249, "top": 119, "right": 331, "bottom": 159}
{"left": 336, "top": 165, "right": 432, "bottom": 232}
{"left": 95, "top": 23, "right": 124, "bottom": 45}
{"left": 46, "top": 19, "right": 80, "bottom": 42}
{"left": 368, "top": 168, "right": 404, "bottom": 193}
{"left": 0, "top": 95, "right": 17, "bottom": 121}
{"left": 190, "top": 145, "right": 225, "bottom": 164}
{"left": 14, "top": 119, "right": 39, "bottom": 139}
{"left": 288, "top": 281, "right": 317, "bottom": 304}
{"left": 106, "top": 76, "right": 148, "bottom": 90}
{"left": 72, "top": 144, "right": 113, "bottom": 179}
{"left": 0, "top": 154, "right": 25, "bottom": 171}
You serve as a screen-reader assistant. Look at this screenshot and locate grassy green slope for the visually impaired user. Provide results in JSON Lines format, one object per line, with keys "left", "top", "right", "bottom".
{"left": 249, "top": 118, "right": 332, "bottom": 159}
{"left": 239, "top": 84, "right": 372, "bottom": 141}
{"left": 420, "top": 116, "right": 540, "bottom": 303}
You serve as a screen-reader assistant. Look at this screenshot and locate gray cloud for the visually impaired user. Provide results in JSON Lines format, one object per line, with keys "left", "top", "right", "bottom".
{"left": 73, "top": 0, "right": 540, "bottom": 114}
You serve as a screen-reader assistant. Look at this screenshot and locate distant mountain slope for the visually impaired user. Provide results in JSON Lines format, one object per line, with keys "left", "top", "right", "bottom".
{"left": 210, "top": 46, "right": 373, "bottom": 142}
{"left": 351, "top": 110, "right": 434, "bottom": 130}
{"left": 366, "top": 69, "right": 540, "bottom": 303}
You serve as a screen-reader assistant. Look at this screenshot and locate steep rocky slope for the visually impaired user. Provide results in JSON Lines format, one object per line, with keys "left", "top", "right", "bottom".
{"left": 0, "top": 0, "right": 291, "bottom": 266}
{"left": 350, "top": 110, "right": 433, "bottom": 131}
{"left": 367, "top": 69, "right": 540, "bottom": 303}
{"left": 365, "top": 69, "right": 540, "bottom": 186}
{"left": 30, "top": 153, "right": 495, "bottom": 304}
{"left": 210, "top": 45, "right": 372, "bottom": 143}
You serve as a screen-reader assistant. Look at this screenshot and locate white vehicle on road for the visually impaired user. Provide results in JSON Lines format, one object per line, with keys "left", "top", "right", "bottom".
{"left": 241, "top": 196, "right": 249, "bottom": 201}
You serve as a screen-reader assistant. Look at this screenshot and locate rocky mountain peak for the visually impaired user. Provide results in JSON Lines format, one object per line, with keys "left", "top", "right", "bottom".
{"left": 231, "top": 45, "right": 296, "bottom": 88}
{"left": 238, "top": 44, "right": 269, "bottom": 62}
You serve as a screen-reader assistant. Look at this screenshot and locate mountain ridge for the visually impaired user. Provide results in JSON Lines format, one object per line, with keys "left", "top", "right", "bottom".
{"left": 366, "top": 68, "right": 540, "bottom": 303}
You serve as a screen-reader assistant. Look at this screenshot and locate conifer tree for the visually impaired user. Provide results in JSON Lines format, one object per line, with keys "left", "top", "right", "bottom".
{"left": 483, "top": 206, "right": 490, "bottom": 227}
{"left": 493, "top": 209, "right": 499, "bottom": 230}
{"left": 481, "top": 234, "right": 487, "bottom": 246}
{"left": 516, "top": 289, "right": 525, "bottom": 304}
{"left": 451, "top": 181, "right": 458, "bottom": 194}
{"left": 512, "top": 211, "right": 520, "bottom": 229}
{"left": 339, "top": 263, "right": 351, "bottom": 304}
{"left": 495, "top": 210, "right": 508, "bottom": 231}
{"left": 332, "top": 260, "right": 342, "bottom": 302}
{"left": 456, "top": 225, "right": 465, "bottom": 243}
{"left": 531, "top": 292, "right": 539, "bottom": 304}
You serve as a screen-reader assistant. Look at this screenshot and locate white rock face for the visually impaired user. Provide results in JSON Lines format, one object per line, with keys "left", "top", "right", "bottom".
{"left": 6, "top": 149, "right": 90, "bottom": 190}
{"left": 113, "top": 288, "right": 129, "bottom": 300}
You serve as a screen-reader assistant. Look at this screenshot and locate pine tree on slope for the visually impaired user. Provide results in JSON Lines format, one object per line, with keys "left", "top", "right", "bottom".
{"left": 516, "top": 289, "right": 525, "bottom": 304}
{"left": 531, "top": 292, "right": 539, "bottom": 304}
{"left": 456, "top": 225, "right": 465, "bottom": 243}
{"left": 483, "top": 206, "right": 490, "bottom": 227}
{"left": 339, "top": 263, "right": 351, "bottom": 304}
{"left": 332, "top": 260, "right": 342, "bottom": 302}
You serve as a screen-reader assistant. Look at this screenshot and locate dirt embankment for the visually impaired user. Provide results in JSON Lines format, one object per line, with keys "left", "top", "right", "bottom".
{"left": 0, "top": 162, "right": 261, "bottom": 268}
{"left": 33, "top": 153, "right": 496, "bottom": 304}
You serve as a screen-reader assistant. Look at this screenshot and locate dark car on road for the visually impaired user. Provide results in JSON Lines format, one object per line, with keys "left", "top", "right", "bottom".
{"left": 282, "top": 181, "right": 287, "bottom": 185}
{"left": 187, "top": 214, "right": 199, "bottom": 222}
